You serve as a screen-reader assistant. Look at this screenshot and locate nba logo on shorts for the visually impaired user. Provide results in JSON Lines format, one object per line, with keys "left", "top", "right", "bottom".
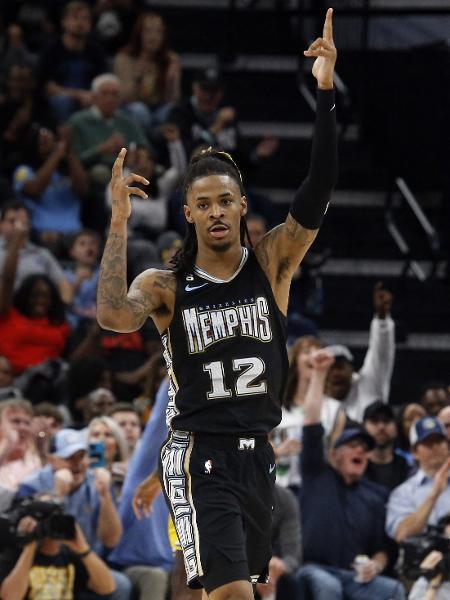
{"left": 204, "top": 459, "right": 212, "bottom": 474}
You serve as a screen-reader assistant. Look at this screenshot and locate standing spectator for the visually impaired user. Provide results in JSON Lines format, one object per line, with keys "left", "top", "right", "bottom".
{"left": 386, "top": 416, "right": 450, "bottom": 543}
{"left": 0, "top": 218, "right": 70, "bottom": 375}
{"left": 295, "top": 349, "right": 405, "bottom": 600}
{"left": 363, "top": 400, "right": 410, "bottom": 491}
{"left": 0, "top": 201, "right": 71, "bottom": 301}
{"left": 0, "top": 398, "right": 41, "bottom": 492}
{"left": 65, "top": 228, "right": 100, "bottom": 327}
{"left": 69, "top": 73, "right": 148, "bottom": 184}
{"left": 40, "top": 1, "right": 106, "bottom": 123}
{"left": 114, "top": 12, "right": 181, "bottom": 132}
{"left": 13, "top": 125, "right": 88, "bottom": 251}
{"left": 109, "top": 404, "right": 142, "bottom": 455}
{"left": 396, "top": 403, "right": 427, "bottom": 466}
{"left": 17, "top": 428, "right": 132, "bottom": 599}
{"left": 0, "top": 355, "right": 21, "bottom": 401}
{"left": 324, "top": 282, "right": 395, "bottom": 422}
{"left": 0, "top": 515, "right": 116, "bottom": 600}
{"left": 420, "top": 382, "right": 449, "bottom": 417}
{"left": 271, "top": 336, "right": 344, "bottom": 491}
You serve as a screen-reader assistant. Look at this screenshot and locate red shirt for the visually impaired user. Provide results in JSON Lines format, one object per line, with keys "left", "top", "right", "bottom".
{"left": 0, "top": 308, "right": 70, "bottom": 374}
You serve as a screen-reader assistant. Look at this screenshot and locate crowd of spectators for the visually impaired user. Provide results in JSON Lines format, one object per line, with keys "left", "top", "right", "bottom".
{"left": 0, "top": 2, "right": 449, "bottom": 599}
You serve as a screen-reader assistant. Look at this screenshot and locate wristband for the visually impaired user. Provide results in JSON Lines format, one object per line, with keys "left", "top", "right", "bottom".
{"left": 74, "top": 547, "right": 92, "bottom": 558}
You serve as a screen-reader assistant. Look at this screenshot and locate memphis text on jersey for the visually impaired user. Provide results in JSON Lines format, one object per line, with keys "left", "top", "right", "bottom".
{"left": 182, "top": 296, "right": 273, "bottom": 354}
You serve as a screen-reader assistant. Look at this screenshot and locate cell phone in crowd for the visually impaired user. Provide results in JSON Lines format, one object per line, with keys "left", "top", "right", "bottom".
{"left": 88, "top": 441, "right": 106, "bottom": 468}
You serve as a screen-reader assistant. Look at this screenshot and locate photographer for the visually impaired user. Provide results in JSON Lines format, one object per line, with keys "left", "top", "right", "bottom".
{"left": 0, "top": 500, "right": 115, "bottom": 599}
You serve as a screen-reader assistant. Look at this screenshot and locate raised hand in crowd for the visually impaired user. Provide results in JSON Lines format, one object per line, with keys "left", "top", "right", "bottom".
{"left": 373, "top": 281, "right": 393, "bottom": 319}
{"left": 133, "top": 470, "right": 162, "bottom": 519}
{"left": 210, "top": 106, "right": 236, "bottom": 135}
{"left": 54, "top": 468, "right": 74, "bottom": 498}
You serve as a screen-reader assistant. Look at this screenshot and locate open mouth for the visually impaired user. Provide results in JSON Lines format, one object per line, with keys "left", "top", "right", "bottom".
{"left": 209, "top": 224, "right": 229, "bottom": 239}
{"left": 351, "top": 457, "right": 364, "bottom": 466}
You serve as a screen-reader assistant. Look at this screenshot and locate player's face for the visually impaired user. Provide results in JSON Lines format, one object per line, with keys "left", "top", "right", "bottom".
{"left": 184, "top": 174, "right": 247, "bottom": 253}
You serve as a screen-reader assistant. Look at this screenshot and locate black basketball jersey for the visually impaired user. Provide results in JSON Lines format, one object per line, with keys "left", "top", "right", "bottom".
{"left": 161, "top": 248, "right": 288, "bottom": 435}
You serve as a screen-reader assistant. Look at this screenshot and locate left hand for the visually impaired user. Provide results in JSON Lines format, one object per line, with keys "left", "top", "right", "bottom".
{"left": 63, "top": 523, "right": 90, "bottom": 554}
{"left": 309, "top": 348, "right": 335, "bottom": 373}
{"left": 304, "top": 8, "right": 337, "bottom": 90}
{"left": 357, "top": 559, "right": 381, "bottom": 583}
{"left": 93, "top": 467, "right": 112, "bottom": 498}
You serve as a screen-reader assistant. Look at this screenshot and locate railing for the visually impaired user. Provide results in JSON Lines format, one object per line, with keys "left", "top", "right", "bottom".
{"left": 384, "top": 178, "right": 441, "bottom": 282}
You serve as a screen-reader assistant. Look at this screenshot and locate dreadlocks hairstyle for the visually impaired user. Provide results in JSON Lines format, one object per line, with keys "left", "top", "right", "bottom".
{"left": 170, "top": 148, "right": 252, "bottom": 277}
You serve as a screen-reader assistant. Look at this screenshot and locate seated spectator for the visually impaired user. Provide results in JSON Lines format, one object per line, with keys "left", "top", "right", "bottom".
{"left": 437, "top": 404, "right": 450, "bottom": 438}
{"left": 65, "top": 229, "right": 100, "bottom": 327}
{"left": 0, "top": 507, "right": 116, "bottom": 599}
{"left": 256, "top": 484, "right": 302, "bottom": 600}
{"left": 0, "top": 61, "right": 55, "bottom": 172}
{"left": 109, "top": 404, "right": 142, "bottom": 455}
{"left": 106, "top": 133, "right": 185, "bottom": 240}
{"left": 386, "top": 417, "right": 450, "bottom": 544}
{"left": 69, "top": 73, "right": 148, "bottom": 186}
{"left": 0, "top": 201, "right": 71, "bottom": 302}
{"left": 84, "top": 389, "right": 116, "bottom": 425}
{"left": 40, "top": 1, "right": 106, "bottom": 123}
{"left": 324, "top": 282, "right": 395, "bottom": 422}
{"left": 0, "top": 355, "right": 21, "bottom": 401}
{"left": 295, "top": 349, "right": 405, "bottom": 600}
{"left": 0, "top": 226, "right": 70, "bottom": 374}
{"left": 13, "top": 125, "right": 88, "bottom": 251}
{"left": 420, "top": 382, "right": 449, "bottom": 417}
{"left": 87, "top": 415, "right": 128, "bottom": 495}
{"left": 17, "top": 428, "right": 132, "bottom": 598}
{"left": 114, "top": 12, "right": 181, "bottom": 133}
{"left": 0, "top": 398, "right": 41, "bottom": 492}
{"left": 363, "top": 400, "right": 411, "bottom": 491}
{"left": 271, "top": 336, "right": 344, "bottom": 492}
{"left": 32, "top": 402, "right": 65, "bottom": 462}
{"left": 396, "top": 403, "right": 427, "bottom": 466}
{"left": 168, "top": 68, "right": 278, "bottom": 173}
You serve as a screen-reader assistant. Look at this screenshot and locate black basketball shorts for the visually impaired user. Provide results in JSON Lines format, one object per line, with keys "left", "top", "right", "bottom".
{"left": 159, "top": 430, "right": 276, "bottom": 594}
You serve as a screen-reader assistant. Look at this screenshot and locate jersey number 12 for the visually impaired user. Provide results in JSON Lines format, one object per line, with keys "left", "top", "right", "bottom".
{"left": 203, "top": 357, "right": 267, "bottom": 399}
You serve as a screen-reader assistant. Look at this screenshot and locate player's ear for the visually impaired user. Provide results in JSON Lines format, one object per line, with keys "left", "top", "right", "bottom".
{"left": 240, "top": 195, "right": 247, "bottom": 217}
{"left": 184, "top": 203, "right": 194, "bottom": 224}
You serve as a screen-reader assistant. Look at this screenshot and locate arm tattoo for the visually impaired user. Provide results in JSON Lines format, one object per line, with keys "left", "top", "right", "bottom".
{"left": 284, "top": 213, "right": 317, "bottom": 244}
{"left": 97, "top": 231, "right": 128, "bottom": 310}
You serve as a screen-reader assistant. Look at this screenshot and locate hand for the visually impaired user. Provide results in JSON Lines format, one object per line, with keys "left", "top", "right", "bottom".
{"left": 214, "top": 107, "right": 236, "bottom": 129}
{"left": 162, "top": 123, "right": 181, "bottom": 142}
{"left": 269, "top": 556, "right": 288, "bottom": 583}
{"left": 309, "top": 348, "right": 335, "bottom": 373}
{"left": 77, "top": 90, "right": 93, "bottom": 107}
{"left": 54, "top": 468, "right": 74, "bottom": 498}
{"left": 110, "top": 148, "right": 149, "bottom": 222}
{"left": 356, "top": 559, "right": 381, "bottom": 583}
{"left": 75, "top": 265, "right": 93, "bottom": 285}
{"left": 256, "top": 580, "right": 276, "bottom": 598}
{"left": 255, "top": 137, "right": 279, "bottom": 159}
{"left": 63, "top": 523, "right": 90, "bottom": 554}
{"left": 432, "top": 458, "right": 450, "bottom": 498}
{"left": 373, "top": 281, "right": 393, "bottom": 318}
{"left": 53, "top": 140, "right": 67, "bottom": 160}
{"left": 17, "top": 516, "right": 38, "bottom": 540}
{"left": 274, "top": 438, "right": 302, "bottom": 458}
{"left": 304, "top": 8, "right": 337, "bottom": 90}
{"left": 93, "top": 467, "right": 112, "bottom": 498}
{"left": 132, "top": 471, "right": 162, "bottom": 519}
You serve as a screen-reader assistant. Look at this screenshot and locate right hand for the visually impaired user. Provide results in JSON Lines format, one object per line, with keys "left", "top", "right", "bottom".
{"left": 132, "top": 471, "right": 162, "bottom": 519}
{"left": 309, "top": 348, "right": 335, "bottom": 373}
{"left": 110, "top": 148, "right": 149, "bottom": 221}
{"left": 54, "top": 468, "right": 74, "bottom": 498}
{"left": 432, "top": 458, "right": 450, "bottom": 497}
{"left": 214, "top": 107, "right": 236, "bottom": 129}
{"left": 274, "top": 438, "right": 302, "bottom": 458}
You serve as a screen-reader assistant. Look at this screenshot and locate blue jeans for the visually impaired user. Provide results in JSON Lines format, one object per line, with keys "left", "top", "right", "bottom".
{"left": 295, "top": 564, "right": 405, "bottom": 600}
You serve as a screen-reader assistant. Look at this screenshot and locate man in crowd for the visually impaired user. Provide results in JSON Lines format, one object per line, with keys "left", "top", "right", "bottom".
{"left": 16, "top": 428, "right": 132, "bottom": 599}
{"left": 387, "top": 416, "right": 450, "bottom": 543}
{"left": 0, "top": 201, "right": 71, "bottom": 303}
{"left": 420, "top": 383, "right": 449, "bottom": 417}
{"left": 324, "top": 282, "right": 395, "bottom": 422}
{"left": 363, "top": 400, "right": 410, "bottom": 491}
{"left": 295, "top": 349, "right": 405, "bottom": 599}
{"left": 109, "top": 403, "right": 141, "bottom": 455}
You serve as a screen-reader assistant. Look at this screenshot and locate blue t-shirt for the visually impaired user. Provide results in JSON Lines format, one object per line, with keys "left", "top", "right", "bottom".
{"left": 14, "top": 165, "right": 81, "bottom": 234}
{"left": 64, "top": 266, "right": 99, "bottom": 327}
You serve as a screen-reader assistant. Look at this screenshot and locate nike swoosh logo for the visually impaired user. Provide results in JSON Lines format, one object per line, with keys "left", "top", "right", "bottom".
{"left": 269, "top": 464, "right": 276, "bottom": 474}
{"left": 330, "top": 103, "right": 336, "bottom": 112}
{"left": 185, "top": 283, "right": 208, "bottom": 292}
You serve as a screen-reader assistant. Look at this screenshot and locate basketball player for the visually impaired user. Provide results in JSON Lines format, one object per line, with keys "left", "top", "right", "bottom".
{"left": 97, "top": 9, "right": 337, "bottom": 600}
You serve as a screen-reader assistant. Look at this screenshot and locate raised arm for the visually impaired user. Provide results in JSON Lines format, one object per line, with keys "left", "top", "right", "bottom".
{"left": 303, "top": 349, "right": 335, "bottom": 425}
{"left": 0, "top": 221, "right": 27, "bottom": 315}
{"left": 96, "top": 149, "right": 174, "bottom": 333}
{"left": 254, "top": 8, "right": 337, "bottom": 313}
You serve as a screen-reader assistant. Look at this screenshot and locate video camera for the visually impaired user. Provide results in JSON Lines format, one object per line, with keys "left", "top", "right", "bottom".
{"left": 0, "top": 496, "right": 76, "bottom": 548}
{"left": 400, "top": 519, "right": 450, "bottom": 581}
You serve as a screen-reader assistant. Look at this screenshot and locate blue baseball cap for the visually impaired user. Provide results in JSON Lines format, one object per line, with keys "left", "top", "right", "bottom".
{"left": 51, "top": 429, "right": 87, "bottom": 459}
{"left": 333, "top": 427, "right": 375, "bottom": 450}
{"left": 409, "top": 416, "right": 447, "bottom": 447}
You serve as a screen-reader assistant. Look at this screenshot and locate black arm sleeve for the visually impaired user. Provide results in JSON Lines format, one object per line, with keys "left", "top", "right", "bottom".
{"left": 289, "top": 88, "right": 338, "bottom": 230}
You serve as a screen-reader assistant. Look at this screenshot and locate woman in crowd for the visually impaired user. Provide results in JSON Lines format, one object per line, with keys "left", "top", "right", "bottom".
{"left": 114, "top": 11, "right": 181, "bottom": 133}
{"left": 271, "top": 335, "right": 345, "bottom": 492}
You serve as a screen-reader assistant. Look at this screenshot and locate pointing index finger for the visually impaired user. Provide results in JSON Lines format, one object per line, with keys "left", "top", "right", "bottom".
{"left": 112, "top": 147, "right": 127, "bottom": 179}
{"left": 323, "top": 7, "right": 333, "bottom": 43}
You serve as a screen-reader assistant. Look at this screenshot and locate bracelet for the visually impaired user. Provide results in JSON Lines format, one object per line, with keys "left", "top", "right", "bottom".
{"left": 74, "top": 547, "right": 92, "bottom": 558}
